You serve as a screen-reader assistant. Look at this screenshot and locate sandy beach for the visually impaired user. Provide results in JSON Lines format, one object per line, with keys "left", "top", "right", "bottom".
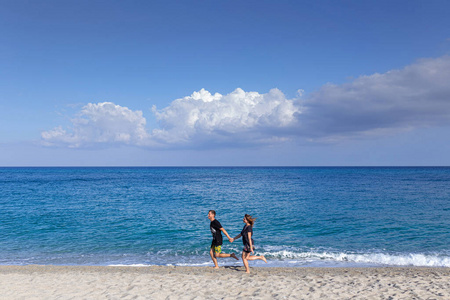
{"left": 0, "top": 266, "right": 448, "bottom": 299}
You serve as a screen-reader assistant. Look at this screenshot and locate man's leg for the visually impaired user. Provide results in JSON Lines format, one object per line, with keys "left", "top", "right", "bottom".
{"left": 216, "top": 253, "right": 239, "bottom": 260}
{"left": 214, "top": 245, "right": 238, "bottom": 261}
{"left": 210, "top": 247, "right": 219, "bottom": 268}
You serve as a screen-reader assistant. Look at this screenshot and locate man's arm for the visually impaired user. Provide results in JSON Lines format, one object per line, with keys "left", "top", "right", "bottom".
{"left": 220, "top": 228, "right": 232, "bottom": 240}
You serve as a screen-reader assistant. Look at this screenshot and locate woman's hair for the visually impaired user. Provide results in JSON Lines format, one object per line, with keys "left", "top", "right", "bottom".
{"left": 245, "top": 214, "right": 256, "bottom": 226}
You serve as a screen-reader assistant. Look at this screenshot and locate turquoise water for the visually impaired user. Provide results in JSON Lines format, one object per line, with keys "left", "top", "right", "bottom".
{"left": 0, "top": 167, "right": 449, "bottom": 267}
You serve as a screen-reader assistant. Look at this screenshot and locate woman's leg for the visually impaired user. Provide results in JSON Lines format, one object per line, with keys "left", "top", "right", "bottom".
{"left": 242, "top": 252, "right": 250, "bottom": 273}
{"left": 245, "top": 254, "right": 267, "bottom": 263}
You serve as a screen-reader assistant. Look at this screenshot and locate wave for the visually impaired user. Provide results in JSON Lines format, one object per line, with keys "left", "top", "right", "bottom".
{"left": 6, "top": 246, "right": 448, "bottom": 268}
{"left": 257, "top": 247, "right": 450, "bottom": 267}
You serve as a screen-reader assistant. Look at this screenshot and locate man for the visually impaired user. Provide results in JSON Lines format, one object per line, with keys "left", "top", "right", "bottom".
{"left": 208, "top": 210, "right": 238, "bottom": 268}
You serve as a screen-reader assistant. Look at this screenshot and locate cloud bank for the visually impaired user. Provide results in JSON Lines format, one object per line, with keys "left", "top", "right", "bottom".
{"left": 42, "top": 55, "right": 450, "bottom": 149}
{"left": 301, "top": 56, "right": 450, "bottom": 141}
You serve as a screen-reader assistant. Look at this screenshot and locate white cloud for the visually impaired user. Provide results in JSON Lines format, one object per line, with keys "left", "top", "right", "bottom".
{"left": 151, "top": 88, "right": 300, "bottom": 146}
{"left": 42, "top": 88, "right": 300, "bottom": 148}
{"left": 41, "top": 102, "right": 150, "bottom": 148}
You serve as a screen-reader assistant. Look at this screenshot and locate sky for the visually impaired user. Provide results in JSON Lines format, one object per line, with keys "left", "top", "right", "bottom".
{"left": 1, "top": 0, "right": 450, "bottom": 166}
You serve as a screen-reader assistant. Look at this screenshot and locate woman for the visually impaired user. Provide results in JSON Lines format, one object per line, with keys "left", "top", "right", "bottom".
{"left": 231, "top": 214, "right": 267, "bottom": 273}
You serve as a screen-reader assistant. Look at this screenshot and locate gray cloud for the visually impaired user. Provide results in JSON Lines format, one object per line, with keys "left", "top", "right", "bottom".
{"left": 300, "top": 56, "right": 450, "bottom": 141}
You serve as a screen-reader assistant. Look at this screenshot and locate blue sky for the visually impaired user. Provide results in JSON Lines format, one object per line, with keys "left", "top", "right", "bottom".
{"left": 1, "top": 0, "right": 450, "bottom": 166}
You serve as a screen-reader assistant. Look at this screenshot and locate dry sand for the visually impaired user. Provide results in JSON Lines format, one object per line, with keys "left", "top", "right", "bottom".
{"left": 0, "top": 265, "right": 449, "bottom": 299}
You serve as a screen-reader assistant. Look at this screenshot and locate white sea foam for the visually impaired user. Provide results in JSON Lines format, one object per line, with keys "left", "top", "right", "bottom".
{"left": 172, "top": 262, "right": 213, "bottom": 267}
{"left": 134, "top": 246, "right": 450, "bottom": 268}
{"left": 108, "top": 264, "right": 153, "bottom": 267}
{"left": 257, "top": 249, "right": 450, "bottom": 267}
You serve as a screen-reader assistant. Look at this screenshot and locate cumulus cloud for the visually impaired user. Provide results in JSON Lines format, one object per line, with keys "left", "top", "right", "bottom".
{"left": 42, "top": 55, "right": 450, "bottom": 149}
{"left": 151, "top": 88, "right": 300, "bottom": 146}
{"left": 300, "top": 56, "right": 450, "bottom": 140}
{"left": 42, "top": 102, "right": 150, "bottom": 148}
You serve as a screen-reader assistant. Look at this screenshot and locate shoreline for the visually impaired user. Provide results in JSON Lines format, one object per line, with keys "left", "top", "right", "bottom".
{"left": 1, "top": 265, "right": 449, "bottom": 299}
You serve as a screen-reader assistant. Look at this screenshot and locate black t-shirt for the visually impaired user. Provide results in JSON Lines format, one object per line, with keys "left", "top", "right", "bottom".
{"left": 210, "top": 219, "right": 223, "bottom": 246}
{"left": 241, "top": 225, "right": 253, "bottom": 246}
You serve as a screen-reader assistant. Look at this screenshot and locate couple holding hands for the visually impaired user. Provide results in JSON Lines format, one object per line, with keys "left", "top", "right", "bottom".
{"left": 208, "top": 210, "right": 267, "bottom": 273}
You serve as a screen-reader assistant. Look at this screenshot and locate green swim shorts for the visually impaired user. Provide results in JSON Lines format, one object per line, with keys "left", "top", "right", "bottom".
{"left": 211, "top": 245, "right": 222, "bottom": 254}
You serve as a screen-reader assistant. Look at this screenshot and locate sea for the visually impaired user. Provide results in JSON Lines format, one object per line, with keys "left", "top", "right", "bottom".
{"left": 0, "top": 167, "right": 449, "bottom": 268}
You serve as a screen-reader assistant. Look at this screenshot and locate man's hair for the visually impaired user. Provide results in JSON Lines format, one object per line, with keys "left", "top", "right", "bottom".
{"left": 209, "top": 210, "right": 216, "bottom": 216}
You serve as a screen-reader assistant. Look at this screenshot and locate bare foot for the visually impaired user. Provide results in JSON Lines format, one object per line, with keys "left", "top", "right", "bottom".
{"left": 245, "top": 270, "right": 250, "bottom": 274}
{"left": 231, "top": 253, "right": 239, "bottom": 260}
{"left": 213, "top": 266, "right": 219, "bottom": 269}
{"left": 261, "top": 255, "right": 267, "bottom": 263}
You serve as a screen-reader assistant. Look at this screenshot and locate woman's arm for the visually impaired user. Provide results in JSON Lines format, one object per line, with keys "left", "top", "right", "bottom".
{"left": 248, "top": 231, "right": 254, "bottom": 253}
{"left": 233, "top": 233, "right": 242, "bottom": 241}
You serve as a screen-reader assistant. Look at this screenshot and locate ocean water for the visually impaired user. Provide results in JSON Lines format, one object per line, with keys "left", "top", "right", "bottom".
{"left": 0, "top": 167, "right": 449, "bottom": 268}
